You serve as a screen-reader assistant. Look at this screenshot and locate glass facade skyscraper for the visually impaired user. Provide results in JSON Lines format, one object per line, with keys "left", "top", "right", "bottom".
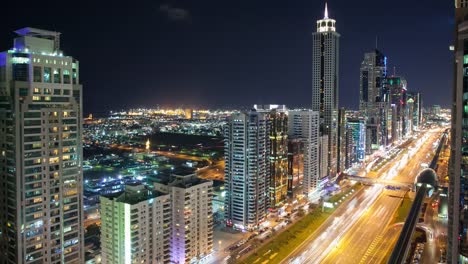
{"left": 359, "top": 49, "right": 387, "bottom": 153}
{"left": 312, "top": 3, "right": 340, "bottom": 177}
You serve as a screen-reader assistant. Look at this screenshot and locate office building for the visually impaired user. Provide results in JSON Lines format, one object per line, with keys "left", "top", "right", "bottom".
{"left": 100, "top": 184, "right": 171, "bottom": 264}
{"left": 0, "top": 28, "right": 84, "bottom": 263}
{"left": 407, "top": 92, "right": 422, "bottom": 130}
{"left": 360, "top": 49, "right": 387, "bottom": 153}
{"left": 337, "top": 108, "right": 347, "bottom": 172}
{"left": 254, "top": 104, "right": 288, "bottom": 207}
{"left": 406, "top": 97, "right": 414, "bottom": 135}
{"left": 312, "top": 3, "right": 340, "bottom": 177}
{"left": 344, "top": 125, "right": 354, "bottom": 169}
{"left": 347, "top": 118, "right": 366, "bottom": 164}
{"left": 449, "top": 1, "right": 468, "bottom": 262}
{"left": 385, "top": 76, "right": 407, "bottom": 143}
{"left": 287, "top": 138, "right": 304, "bottom": 198}
{"left": 288, "top": 110, "right": 320, "bottom": 198}
{"left": 319, "top": 135, "right": 329, "bottom": 180}
{"left": 224, "top": 111, "right": 269, "bottom": 230}
{"left": 154, "top": 172, "right": 213, "bottom": 264}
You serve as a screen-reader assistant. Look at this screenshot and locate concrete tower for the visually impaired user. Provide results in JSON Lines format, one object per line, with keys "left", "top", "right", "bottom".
{"left": 224, "top": 111, "right": 270, "bottom": 230}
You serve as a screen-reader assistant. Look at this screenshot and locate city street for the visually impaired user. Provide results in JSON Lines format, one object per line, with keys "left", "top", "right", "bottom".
{"left": 281, "top": 129, "right": 442, "bottom": 264}
{"left": 321, "top": 190, "right": 404, "bottom": 264}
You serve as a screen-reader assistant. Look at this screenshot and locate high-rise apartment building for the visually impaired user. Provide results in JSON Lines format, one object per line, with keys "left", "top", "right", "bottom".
{"left": 254, "top": 105, "right": 288, "bottom": 207}
{"left": 360, "top": 49, "right": 387, "bottom": 153}
{"left": 288, "top": 110, "right": 320, "bottom": 199}
{"left": 312, "top": 3, "right": 340, "bottom": 178}
{"left": 100, "top": 184, "right": 171, "bottom": 264}
{"left": 224, "top": 111, "right": 269, "bottom": 230}
{"left": 449, "top": 1, "right": 468, "bottom": 262}
{"left": 0, "top": 28, "right": 84, "bottom": 264}
{"left": 154, "top": 173, "right": 213, "bottom": 264}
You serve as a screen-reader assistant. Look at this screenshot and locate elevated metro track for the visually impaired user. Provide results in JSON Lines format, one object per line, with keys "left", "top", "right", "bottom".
{"left": 388, "top": 130, "right": 448, "bottom": 264}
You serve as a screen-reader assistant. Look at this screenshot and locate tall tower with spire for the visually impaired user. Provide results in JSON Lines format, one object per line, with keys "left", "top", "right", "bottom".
{"left": 312, "top": 3, "right": 340, "bottom": 177}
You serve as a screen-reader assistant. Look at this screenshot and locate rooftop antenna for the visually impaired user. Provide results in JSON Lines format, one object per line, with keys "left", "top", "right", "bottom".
{"left": 375, "top": 35, "right": 378, "bottom": 50}
{"left": 324, "top": 2, "right": 329, "bottom": 19}
{"left": 393, "top": 66, "right": 396, "bottom": 76}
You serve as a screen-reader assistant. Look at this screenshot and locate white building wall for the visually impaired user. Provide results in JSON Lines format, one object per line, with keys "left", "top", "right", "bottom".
{"left": 100, "top": 191, "right": 171, "bottom": 264}
{"left": 287, "top": 110, "right": 320, "bottom": 195}
{"left": 0, "top": 28, "right": 84, "bottom": 264}
{"left": 155, "top": 177, "right": 213, "bottom": 264}
{"left": 224, "top": 111, "right": 269, "bottom": 230}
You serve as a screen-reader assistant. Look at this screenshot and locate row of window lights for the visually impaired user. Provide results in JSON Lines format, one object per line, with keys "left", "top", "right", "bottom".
{"left": 33, "top": 57, "right": 75, "bottom": 68}
{"left": 33, "top": 88, "right": 71, "bottom": 96}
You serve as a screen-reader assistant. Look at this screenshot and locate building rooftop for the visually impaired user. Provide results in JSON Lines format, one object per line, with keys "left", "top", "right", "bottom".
{"left": 155, "top": 171, "right": 211, "bottom": 189}
{"left": 14, "top": 27, "right": 61, "bottom": 38}
{"left": 13, "top": 27, "right": 62, "bottom": 53}
{"left": 102, "top": 184, "right": 167, "bottom": 205}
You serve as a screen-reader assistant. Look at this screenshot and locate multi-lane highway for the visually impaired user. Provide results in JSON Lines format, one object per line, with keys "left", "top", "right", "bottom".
{"left": 321, "top": 190, "right": 404, "bottom": 264}
{"left": 282, "top": 129, "right": 443, "bottom": 264}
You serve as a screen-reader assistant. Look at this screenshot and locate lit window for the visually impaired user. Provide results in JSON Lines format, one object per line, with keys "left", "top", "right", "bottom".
{"left": 43, "top": 67, "right": 51, "bottom": 83}
{"left": 32, "top": 96, "right": 40, "bottom": 101}
{"left": 53, "top": 69, "right": 61, "bottom": 83}
{"left": 33, "top": 88, "right": 40, "bottom": 94}
{"left": 63, "top": 69, "right": 71, "bottom": 84}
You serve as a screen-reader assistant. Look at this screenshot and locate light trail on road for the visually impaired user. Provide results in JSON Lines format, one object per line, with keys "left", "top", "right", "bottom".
{"left": 285, "top": 130, "right": 440, "bottom": 264}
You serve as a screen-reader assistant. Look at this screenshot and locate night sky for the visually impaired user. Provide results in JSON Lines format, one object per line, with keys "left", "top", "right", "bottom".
{"left": 1, "top": 0, "right": 454, "bottom": 115}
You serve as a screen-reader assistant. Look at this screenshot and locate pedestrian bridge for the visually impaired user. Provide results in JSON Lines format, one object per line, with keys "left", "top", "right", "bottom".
{"left": 345, "top": 175, "right": 413, "bottom": 190}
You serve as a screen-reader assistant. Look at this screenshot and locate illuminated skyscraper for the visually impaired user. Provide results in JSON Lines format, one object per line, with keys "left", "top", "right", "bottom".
{"left": 224, "top": 111, "right": 269, "bottom": 230}
{"left": 254, "top": 104, "right": 288, "bottom": 207}
{"left": 337, "top": 107, "right": 347, "bottom": 172}
{"left": 347, "top": 118, "right": 366, "bottom": 163}
{"left": 360, "top": 49, "right": 387, "bottom": 152}
{"left": 384, "top": 76, "right": 407, "bottom": 143}
{"left": 312, "top": 3, "right": 340, "bottom": 177}
{"left": 449, "top": 1, "right": 468, "bottom": 262}
{"left": 0, "top": 28, "right": 84, "bottom": 263}
{"left": 407, "top": 92, "right": 422, "bottom": 130}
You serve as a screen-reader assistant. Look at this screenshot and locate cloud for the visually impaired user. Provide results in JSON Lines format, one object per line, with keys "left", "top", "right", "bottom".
{"left": 159, "top": 4, "right": 191, "bottom": 21}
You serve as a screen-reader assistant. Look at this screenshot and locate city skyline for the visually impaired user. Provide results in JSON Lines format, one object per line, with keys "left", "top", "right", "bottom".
{"left": 0, "top": 1, "right": 453, "bottom": 114}
{"left": 0, "top": 1, "right": 457, "bottom": 264}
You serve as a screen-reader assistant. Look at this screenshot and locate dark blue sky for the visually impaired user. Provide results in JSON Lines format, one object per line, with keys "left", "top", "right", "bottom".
{"left": 1, "top": 0, "right": 454, "bottom": 114}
